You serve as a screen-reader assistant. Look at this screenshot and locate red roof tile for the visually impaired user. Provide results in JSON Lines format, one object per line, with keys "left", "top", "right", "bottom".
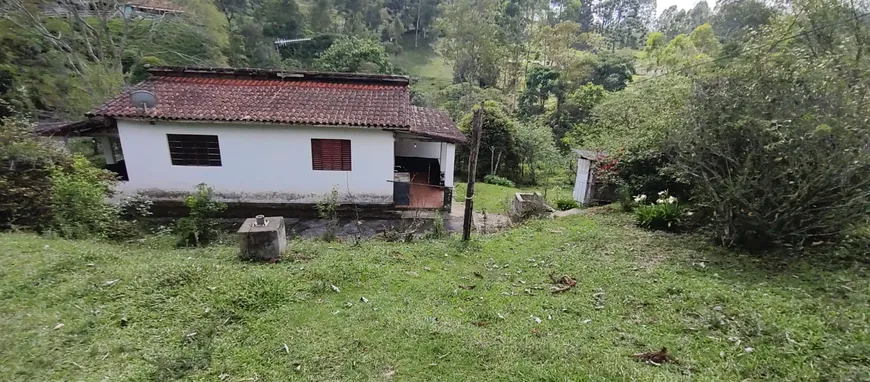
{"left": 410, "top": 106, "right": 467, "bottom": 143}
{"left": 87, "top": 66, "right": 465, "bottom": 142}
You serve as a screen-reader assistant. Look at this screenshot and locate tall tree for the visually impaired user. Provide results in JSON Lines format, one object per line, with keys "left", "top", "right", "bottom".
{"left": 710, "top": 0, "right": 776, "bottom": 41}
{"left": 656, "top": 5, "right": 689, "bottom": 40}
{"left": 588, "top": 52, "right": 635, "bottom": 91}
{"left": 314, "top": 37, "right": 394, "bottom": 73}
{"left": 215, "top": 0, "right": 249, "bottom": 24}
{"left": 408, "top": 0, "right": 442, "bottom": 46}
{"left": 655, "top": 1, "right": 712, "bottom": 41}
{"left": 593, "top": 0, "right": 656, "bottom": 49}
{"left": 687, "top": 1, "right": 712, "bottom": 29}
{"left": 517, "top": 66, "right": 563, "bottom": 117}
{"left": 499, "top": 0, "right": 538, "bottom": 92}
{"left": 309, "top": 0, "right": 335, "bottom": 34}
{"left": 437, "top": 0, "right": 505, "bottom": 86}
{"left": 259, "top": 0, "right": 306, "bottom": 39}
{"left": 689, "top": 23, "right": 719, "bottom": 56}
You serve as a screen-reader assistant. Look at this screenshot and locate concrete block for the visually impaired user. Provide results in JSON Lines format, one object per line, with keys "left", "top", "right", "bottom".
{"left": 238, "top": 216, "right": 286, "bottom": 261}
{"left": 511, "top": 192, "right": 554, "bottom": 221}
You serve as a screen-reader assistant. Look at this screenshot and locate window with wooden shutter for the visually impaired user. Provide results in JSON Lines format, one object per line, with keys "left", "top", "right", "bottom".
{"left": 311, "top": 139, "right": 351, "bottom": 171}
{"left": 167, "top": 134, "right": 222, "bottom": 166}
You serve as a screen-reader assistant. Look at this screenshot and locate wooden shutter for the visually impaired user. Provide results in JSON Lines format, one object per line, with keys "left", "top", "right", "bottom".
{"left": 311, "top": 139, "right": 323, "bottom": 170}
{"left": 340, "top": 140, "right": 351, "bottom": 171}
{"left": 311, "top": 139, "right": 351, "bottom": 171}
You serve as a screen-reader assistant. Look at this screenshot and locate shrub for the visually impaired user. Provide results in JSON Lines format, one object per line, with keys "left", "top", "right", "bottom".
{"left": 49, "top": 155, "right": 119, "bottom": 239}
{"left": 634, "top": 192, "right": 683, "bottom": 231}
{"left": 316, "top": 186, "right": 340, "bottom": 242}
{"left": 674, "top": 116, "right": 870, "bottom": 247}
{"left": 670, "top": 33, "right": 870, "bottom": 248}
{"left": 0, "top": 117, "right": 71, "bottom": 230}
{"left": 615, "top": 186, "right": 635, "bottom": 212}
{"left": 111, "top": 194, "right": 153, "bottom": 242}
{"left": 554, "top": 199, "right": 580, "bottom": 211}
{"left": 176, "top": 183, "right": 226, "bottom": 247}
{"left": 597, "top": 151, "right": 691, "bottom": 205}
{"left": 635, "top": 203, "right": 683, "bottom": 231}
{"left": 119, "top": 194, "right": 153, "bottom": 220}
{"left": 105, "top": 220, "right": 145, "bottom": 243}
{"left": 483, "top": 174, "right": 515, "bottom": 188}
{"left": 426, "top": 210, "right": 448, "bottom": 239}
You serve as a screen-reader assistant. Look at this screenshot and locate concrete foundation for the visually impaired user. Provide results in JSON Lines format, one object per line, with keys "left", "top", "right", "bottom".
{"left": 238, "top": 216, "right": 286, "bottom": 261}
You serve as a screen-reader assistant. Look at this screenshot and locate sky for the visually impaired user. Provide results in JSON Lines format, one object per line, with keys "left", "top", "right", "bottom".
{"left": 656, "top": 0, "right": 703, "bottom": 16}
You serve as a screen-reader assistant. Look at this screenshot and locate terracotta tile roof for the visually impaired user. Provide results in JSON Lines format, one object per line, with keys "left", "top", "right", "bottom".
{"left": 35, "top": 117, "right": 113, "bottom": 136}
{"left": 410, "top": 106, "right": 467, "bottom": 143}
{"left": 87, "top": 66, "right": 464, "bottom": 142}
{"left": 129, "top": 0, "right": 184, "bottom": 12}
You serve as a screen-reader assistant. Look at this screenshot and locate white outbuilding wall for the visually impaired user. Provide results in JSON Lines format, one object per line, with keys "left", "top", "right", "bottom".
{"left": 116, "top": 120, "right": 395, "bottom": 203}
{"left": 573, "top": 157, "right": 592, "bottom": 204}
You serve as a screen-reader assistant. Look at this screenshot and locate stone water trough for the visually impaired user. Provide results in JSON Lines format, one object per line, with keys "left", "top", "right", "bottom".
{"left": 511, "top": 192, "right": 555, "bottom": 221}
{"left": 238, "top": 215, "right": 286, "bottom": 261}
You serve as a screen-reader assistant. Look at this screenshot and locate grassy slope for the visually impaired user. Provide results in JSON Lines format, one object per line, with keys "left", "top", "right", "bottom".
{"left": 454, "top": 182, "right": 574, "bottom": 212}
{"left": 2, "top": 212, "right": 869, "bottom": 381}
{"left": 391, "top": 33, "right": 453, "bottom": 98}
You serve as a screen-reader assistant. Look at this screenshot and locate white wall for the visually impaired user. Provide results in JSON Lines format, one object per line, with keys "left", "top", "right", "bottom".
{"left": 116, "top": 120, "right": 395, "bottom": 203}
{"left": 441, "top": 143, "right": 455, "bottom": 188}
{"left": 573, "top": 158, "right": 591, "bottom": 204}
{"left": 394, "top": 138, "right": 442, "bottom": 159}
{"left": 394, "top": 139, "right": 456, "bottom": 188}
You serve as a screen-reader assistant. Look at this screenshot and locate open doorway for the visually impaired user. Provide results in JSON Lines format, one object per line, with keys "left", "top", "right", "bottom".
{"left": 393, "top": 156, "right": 444, "bottom": 209}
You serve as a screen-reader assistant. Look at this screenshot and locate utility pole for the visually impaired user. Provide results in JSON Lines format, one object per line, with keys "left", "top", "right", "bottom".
{"left": 462, "top": 102, "right": 484, "bottom": 241}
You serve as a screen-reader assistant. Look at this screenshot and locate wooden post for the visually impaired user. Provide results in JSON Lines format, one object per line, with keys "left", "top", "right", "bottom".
{"left": 462, "top": 102, "right": 484, "bottom": 241}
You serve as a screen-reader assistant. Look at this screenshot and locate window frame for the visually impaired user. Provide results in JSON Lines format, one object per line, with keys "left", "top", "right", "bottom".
{"left": 166, "top": 134, "right": 222, "bottom": 167}
{"left": 311, "top": 138, "right": 352, "bottom": 171}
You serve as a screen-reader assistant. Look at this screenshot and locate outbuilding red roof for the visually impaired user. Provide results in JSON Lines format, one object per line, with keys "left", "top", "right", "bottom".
{"left": 86, "top": 66, "right": 465, "bottom": 143}
{"left": 410, "top": 106, "right": 467, "bottom": 143}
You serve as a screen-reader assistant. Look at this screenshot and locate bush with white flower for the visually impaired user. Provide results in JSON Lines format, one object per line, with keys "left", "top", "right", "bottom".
{"left": 633, "top": 190, "right": 684, "bottom": 231}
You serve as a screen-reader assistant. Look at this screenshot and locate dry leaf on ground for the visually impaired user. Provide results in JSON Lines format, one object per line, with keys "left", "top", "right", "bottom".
{"left": 549, "top": 273, "right": 577, "bottom": 293}
{"left": 633, "top": 347, "right": 679, "bottom": 366}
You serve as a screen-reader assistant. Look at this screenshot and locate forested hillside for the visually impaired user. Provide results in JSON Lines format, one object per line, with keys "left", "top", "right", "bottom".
{"left": 2, "top": 0, "right": 869, "bottom": 194}
{"left": 0, "top": 0, "right": 707, "bottom": 119}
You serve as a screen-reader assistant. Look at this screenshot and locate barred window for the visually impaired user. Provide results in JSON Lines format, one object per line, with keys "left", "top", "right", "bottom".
{"left": 167, "top": 134, "right": 222, "bottom": 166}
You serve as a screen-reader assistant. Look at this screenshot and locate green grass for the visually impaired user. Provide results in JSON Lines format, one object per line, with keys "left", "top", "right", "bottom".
{"left": 2, "top": 212, "right": 869, "bottom": 380}
{"left": 391, "top": 33, "right": 453, "bottom": 98}
{"left": 454, "top": 182, "right": 575, "bottom": 212}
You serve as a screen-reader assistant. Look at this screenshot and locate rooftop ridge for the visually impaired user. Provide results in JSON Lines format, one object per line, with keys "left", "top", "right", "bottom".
{"left": 147, "top": 66, "right": 411, "bottom": 86}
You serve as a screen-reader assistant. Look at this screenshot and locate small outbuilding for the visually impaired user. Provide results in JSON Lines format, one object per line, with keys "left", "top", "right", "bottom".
{"left": 572, "top": 149, "right": 599, "bottom": 205}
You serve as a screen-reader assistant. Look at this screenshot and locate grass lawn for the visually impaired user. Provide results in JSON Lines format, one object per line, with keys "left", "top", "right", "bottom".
{"left": 391, "top": 34, "right": 453, "bottom": 98}
{"left": 454, "top": 182, "right": 575, "bottom": 212}
{"left": 2, "top": 211, "right": 869, "bottom": 380}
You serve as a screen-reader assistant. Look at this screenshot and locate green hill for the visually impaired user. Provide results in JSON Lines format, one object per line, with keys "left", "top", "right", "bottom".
{"left": 391, "top": 33, "right": 453, "bottom": 98}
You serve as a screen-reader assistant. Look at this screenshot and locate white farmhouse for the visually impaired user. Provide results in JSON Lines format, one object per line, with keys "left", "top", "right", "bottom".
{"left": 43, "top": 67, "right": 466, "bottom": 213}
